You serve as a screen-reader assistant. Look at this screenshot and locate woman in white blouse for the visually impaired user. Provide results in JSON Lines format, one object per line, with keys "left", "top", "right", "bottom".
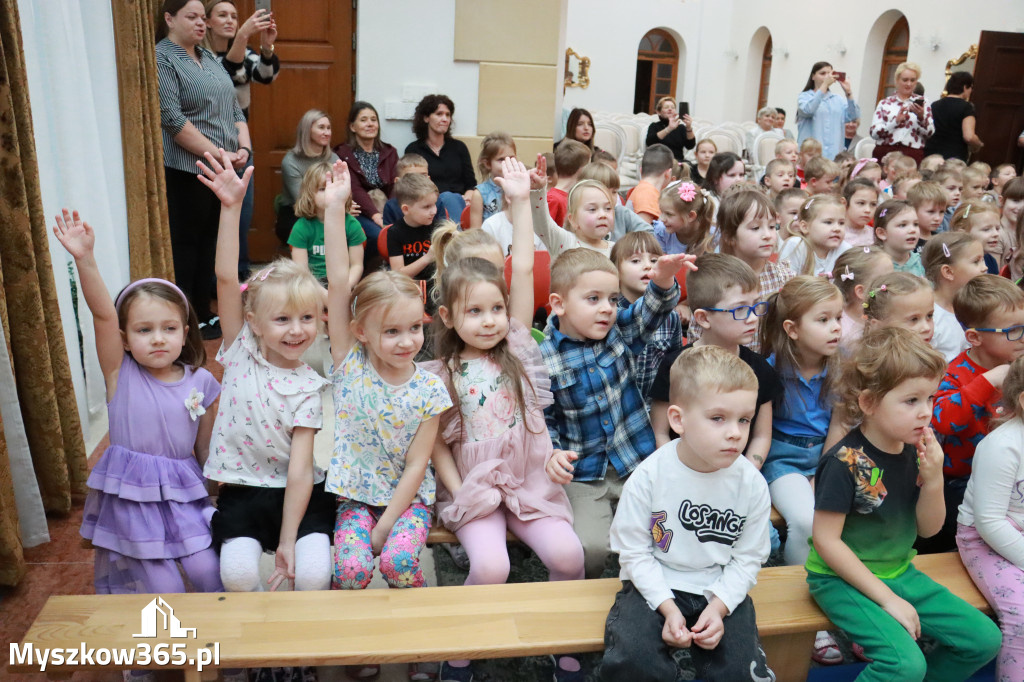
{"left": 869, "top": 62, "right": 934, "bottom": 164}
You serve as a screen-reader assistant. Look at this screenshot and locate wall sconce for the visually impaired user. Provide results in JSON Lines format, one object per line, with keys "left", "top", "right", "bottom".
{"left": 772, "top": 46, "right": 789, "bottom": 59}
{"left": 914, "top": 33, "right": 942, "bottom": 52}
{"left": 564, "top": 48, "right": 590, "bottom": 89}
{"left": 723, "top": 49, "right": 739, "bottom": 61}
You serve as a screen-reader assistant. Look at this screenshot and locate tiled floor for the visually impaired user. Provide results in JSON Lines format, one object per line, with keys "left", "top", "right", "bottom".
{"left": 1, "top": 337, "right": 433, "bottom": 682}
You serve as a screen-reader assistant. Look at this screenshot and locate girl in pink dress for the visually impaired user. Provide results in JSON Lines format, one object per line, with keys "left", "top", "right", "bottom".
{"left": 429, "top": 158, "right": 585, "bottom": 681}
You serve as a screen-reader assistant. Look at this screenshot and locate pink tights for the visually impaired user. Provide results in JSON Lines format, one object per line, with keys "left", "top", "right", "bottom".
{"left": 455, "top": 508, "right": 584, "bottom": 586}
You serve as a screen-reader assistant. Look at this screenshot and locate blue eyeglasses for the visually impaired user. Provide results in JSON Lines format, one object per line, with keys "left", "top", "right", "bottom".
{"left": 967, "top": 325, "right": 1024, "bottom": 342}
{"left": 703, "top": 301, "right": 771, "bottom": 321}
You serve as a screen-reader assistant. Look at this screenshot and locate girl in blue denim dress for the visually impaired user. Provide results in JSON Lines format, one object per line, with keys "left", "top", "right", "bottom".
{"left": 468, "top": 132, "right": 517, "bottom": 228}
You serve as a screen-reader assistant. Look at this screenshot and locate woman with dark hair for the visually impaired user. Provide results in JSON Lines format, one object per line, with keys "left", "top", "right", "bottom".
{"left": 333, "top": 102, "right": 398, "bottom": 247}
{"left": 923, "top": 71, "right": 983, "bottom": 161}
{"left": 156, "top": 0, "right": 248, "bottom": 339}
{"left": 404, "top": 94, "right": 476, "bottom": 203}
{"left": 796, "top": 61, "right": 860, "bottom": 162}
{"left": 557, "top": 107, "right": 600, "bottom": 153}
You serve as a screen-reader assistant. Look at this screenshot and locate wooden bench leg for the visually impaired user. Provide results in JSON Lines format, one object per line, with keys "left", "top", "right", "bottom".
{"left": 181, "top": 669, "right": 204, "bottom": 682}
{"left": 763, "top": 631, "right": 815, "bottom": 682}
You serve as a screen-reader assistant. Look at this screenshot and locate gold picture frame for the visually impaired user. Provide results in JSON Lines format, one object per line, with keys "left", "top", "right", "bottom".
{"left": 564, "top": 48, "right": 591, "bottom": 89}
{"left": 945, "top": 44, "right": 978, "bottom": 81}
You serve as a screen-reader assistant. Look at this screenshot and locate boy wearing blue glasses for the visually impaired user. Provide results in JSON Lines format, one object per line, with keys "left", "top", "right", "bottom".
{"left": 650, "top": 254, "right": 782, "bottom": 476}
{"left": 925, "top": 274, "right": 1024, "bottom": 553}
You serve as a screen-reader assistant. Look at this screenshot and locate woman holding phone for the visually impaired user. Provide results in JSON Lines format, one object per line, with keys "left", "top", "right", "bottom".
{"left": 645, "top": 96, "right": 695, "bottom": 161}
{"left": 796, "top": 61, "right": 861, "bottom": 162}
{"left": 869, "top": 61, "right": 934, "bottom": 164}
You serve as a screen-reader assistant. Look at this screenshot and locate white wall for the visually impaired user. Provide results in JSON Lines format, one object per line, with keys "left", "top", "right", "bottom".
{"left": 356, "top": 0, "right": 480, "bottom": 152}
{"left": 558, "top": 0, "right": 1024, "bottom": 138}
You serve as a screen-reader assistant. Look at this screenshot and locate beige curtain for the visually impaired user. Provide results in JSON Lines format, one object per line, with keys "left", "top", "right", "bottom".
{"left": 0, "top": 0, "right": 89, "bottom": 586}
{"left": 111, "top": 0, "right": 174, "bottom": 280}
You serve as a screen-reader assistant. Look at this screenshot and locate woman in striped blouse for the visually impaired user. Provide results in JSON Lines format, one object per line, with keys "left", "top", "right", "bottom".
{"left": 157, "top": 0, "right": 249, "bottom": 339}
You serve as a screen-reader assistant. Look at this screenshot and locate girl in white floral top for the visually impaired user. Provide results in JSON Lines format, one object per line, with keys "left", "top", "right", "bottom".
{"left": 428, "top": 158, "right": 586, "bottom": 682}
{"left": 199, "top": 151, "right": 334, "bottom": 603}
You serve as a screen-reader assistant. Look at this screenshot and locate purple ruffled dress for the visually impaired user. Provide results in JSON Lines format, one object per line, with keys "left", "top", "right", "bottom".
{"left": 81, "top": 355, "right": 220, "bottom": 587}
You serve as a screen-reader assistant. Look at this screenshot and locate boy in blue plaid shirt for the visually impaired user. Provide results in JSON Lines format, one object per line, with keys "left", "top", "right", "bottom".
{"left": 541, "top": 247, "right": 695, "bottom": 577}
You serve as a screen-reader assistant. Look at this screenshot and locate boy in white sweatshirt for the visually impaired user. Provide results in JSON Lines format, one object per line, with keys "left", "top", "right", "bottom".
{"left": 602, "top": 345, "right": 775, "bottom": 682}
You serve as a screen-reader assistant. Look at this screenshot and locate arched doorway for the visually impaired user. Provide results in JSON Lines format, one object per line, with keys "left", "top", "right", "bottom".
{"left": 758, "top": 36, "right": 773, "bottom": 110}
{"left": 634, "top": 29, "right": 679, "bottom": 114}
{"left": 876, "top": 16, "right": 909, "bottom": 103}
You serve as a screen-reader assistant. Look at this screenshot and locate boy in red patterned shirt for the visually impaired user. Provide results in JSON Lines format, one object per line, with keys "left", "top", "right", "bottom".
{"left": 926, "top": 275, "right": 1024, "bottom": 553}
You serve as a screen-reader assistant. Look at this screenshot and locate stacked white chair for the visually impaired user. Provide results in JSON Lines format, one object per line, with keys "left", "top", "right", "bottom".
{"left": 854, "top": 138, "right": 877, "bottom": 161}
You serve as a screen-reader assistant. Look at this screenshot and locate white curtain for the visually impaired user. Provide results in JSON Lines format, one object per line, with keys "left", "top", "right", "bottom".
{"left": 15, "top": 0, "right": 128, "bottom": 543}
{"left": 17, "top": 0, "right": 129, "bottom": 438}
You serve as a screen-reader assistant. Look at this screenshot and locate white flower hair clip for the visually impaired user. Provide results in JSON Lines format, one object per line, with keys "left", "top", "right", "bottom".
{"left": 185, "top": 388, "right": 206, "bottom": 422}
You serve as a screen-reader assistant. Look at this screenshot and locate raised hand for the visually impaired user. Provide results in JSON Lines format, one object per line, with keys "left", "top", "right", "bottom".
{"left": 324, "top": 160, "right": 352, "bottom": 211}
{"left": 493, "top": 157, "right": 531, "bottom": 202}
{"left": 239, "top": 8, "right": 272, "bottom": 41}
{"left": 650, "top": 252, "right": 698, "bottom": 290}
{"left": 261, "top": 13, "right": 278, "bottom": 47}
{"left": 916, "top": 427, "right": 943, "bottom": 486}
{"left": 197, "top": 149, "right": 252, "bottom": 207}
{"left": 528, "top": 153, "right": 548, "bottom": 191}
{"left": 52, "top": 209, "right": 95, "bottom": 261}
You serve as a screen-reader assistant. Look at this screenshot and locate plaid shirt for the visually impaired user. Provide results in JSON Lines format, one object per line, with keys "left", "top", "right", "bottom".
{"left": 617, "top": 297, "right": 682, "bottom": 404}
{"left": 541, "top": 280, "right": 680, "bottom": 482}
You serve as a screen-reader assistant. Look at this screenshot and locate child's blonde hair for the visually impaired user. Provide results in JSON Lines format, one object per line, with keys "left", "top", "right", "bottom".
{"left": 892, "top": 172, "right": 922, "bottom": 198}
{"left": 949, "top": 199, "right": 1000, "bottom": 233}
{"left": 799, "top": 138, "right": 822, "bottom": 157}
{"left": 775, "top": 138, "right": 798, "bottom": 157}
{"left": 350, "top": 270, "right": 424, "bottom": 328}
{"left": 566, "top": 180, "right": 615, "bottom": 235}
{"left": 861, "top": 271, "right": 930, "bottom": 323}
{"left": 609, "top": 231, "right": 664, "bottom": 267}
{"left": 953, "top": 274, "right": 1024, "bottom": 330}
{"left": 774, "top": 187, "right": 810, "bottom": 239}
{"left": 476, "top": 131, "right": 516, "bottom": 180}
{"left": 765, "top": 158, "right": 796, "bottom": 180}
{"left": 395, "top": 173, "right": 439, "bottom": 206}
{"left": 971, "top": 161, "right": 992, "bottom": 178}
{"left": 396, "top": 153, "right": 428, "bottom": 177}
{"left": 907, "top": 181, "right": 948, "bottom": 210}
{"left": 836, "top": 326, "right": 945, "bottom": 425}
{"left": 669, "top": 344, "right": 758, "bottom": 407}
{"left": 890, "top": 154, "right": 919, "bottom": 181}
{"left": 843, "top": 159, "right": 881, "bottom": 186}
{"left": 961, "top": 167, "right": 988, "bottom": 190}
{"left": 550, "top": 248, "right": 617, "bottom": 296}
{"left": 804, "top": 156, "right": 839, "bottom": 184}
{"left": 695, "top": 138, "right": 718, "bottom": 156}
{"left": 791, "top": 194, "right": 846, "bottom": 275}
{"left": 579, "top": 162, "right": 621, "bottom": 194}
{"left": 431, "top": 222, "right": 502, "bottom": 295}
{"left": 243, "top": 259, "right": 326, "bottom": 335}
{"left": 996, "top": 356, "right": 1024, "bottom": 426}
{"left": 922, "top": 232, "right": 981, "bottom": 284}
{"left": 293, "top": 162, "right": 352, "bottom": 220}
{"left": 759, "top": 275, "right": 842, "bottom": 399}
{"left": 658, "top": 180, "right": 715, "bottom": 255}
{"left": 718, "top": 189, "right": 776, "bottom": 255}
{"left": 833, "top": 246, "right": 890, "bottom": 304}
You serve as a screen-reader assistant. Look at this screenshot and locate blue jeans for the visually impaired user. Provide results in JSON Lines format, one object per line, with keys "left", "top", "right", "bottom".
{"left": 356, "top": 215, "right": 381, "bottom": 268}
{"left": 437, "top": 191, "right": 466, "bottom": 223}
{"left": 602, "top": 581, "right": 774, "bottom": 682}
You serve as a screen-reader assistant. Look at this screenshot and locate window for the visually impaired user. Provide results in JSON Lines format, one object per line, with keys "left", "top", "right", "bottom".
{"left": 633, "top": 29, "right": 679, "bottom": 114}
{"left": 877, "top": 16, "right": 909, "bottom": 103}
{"left": 757, "top": 36, "right": 773, "bottom": 110}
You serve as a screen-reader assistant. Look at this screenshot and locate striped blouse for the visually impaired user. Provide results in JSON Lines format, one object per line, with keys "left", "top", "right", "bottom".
{"left": 156, "top": 38, "right": 244, "bottom": 173}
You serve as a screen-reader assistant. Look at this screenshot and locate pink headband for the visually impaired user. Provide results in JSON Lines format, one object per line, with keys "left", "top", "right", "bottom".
{"left": 114, "top": 278, "right": 189, "bottom": 313}
{"left": 850, "top": 157, "right": 877, "bottom": 179}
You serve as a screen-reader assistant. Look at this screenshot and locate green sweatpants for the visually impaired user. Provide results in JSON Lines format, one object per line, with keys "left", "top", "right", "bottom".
{"left": 806, "top": 564, "right": 1000, "bottom": 682}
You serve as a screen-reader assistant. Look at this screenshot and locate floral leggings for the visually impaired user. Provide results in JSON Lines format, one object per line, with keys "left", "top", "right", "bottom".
{"left": 332, "top": 499, "right": 431, "bottom": 589}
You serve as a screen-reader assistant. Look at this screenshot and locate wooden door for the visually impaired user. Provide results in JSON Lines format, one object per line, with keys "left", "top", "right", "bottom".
{"left": 239, "top": 0, "right": 355, "bottom": 262}
{"left": 970, "top": 30, "right": 1024, "bottom": 169}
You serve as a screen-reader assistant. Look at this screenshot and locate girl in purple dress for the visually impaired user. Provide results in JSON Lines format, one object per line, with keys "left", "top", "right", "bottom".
{"left": 53, "top": 209, "right": 222, "bottom": 596}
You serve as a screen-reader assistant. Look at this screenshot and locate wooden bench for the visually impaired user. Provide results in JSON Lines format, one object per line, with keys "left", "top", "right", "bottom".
{"left": 10, "top": 553, "right": 988, "bottom": 682}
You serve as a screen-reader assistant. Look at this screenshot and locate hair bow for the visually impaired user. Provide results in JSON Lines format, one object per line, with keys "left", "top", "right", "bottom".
{"left": 879, "top": 208, "right": 888, "bottom": 218}
{"left": 840, "top": 266, "right": 854, "bottom": 282}
{"left": 851, "top": 157, "right": 878, "bottom": 179}
{"left": 678, "top": 182, "right": 697, "bottom": 202}
{"left": 820, "top": 271, "right": 834, "bottom": 280}
{"left": 942, "top": 243, "right": 952, "bottom": 258}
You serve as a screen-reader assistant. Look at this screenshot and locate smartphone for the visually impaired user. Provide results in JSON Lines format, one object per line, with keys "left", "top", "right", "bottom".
{"left": 833, "top": 71, "right": 846, "bottom": 82}
{"left": 913, "top": 96, "right": 926, "bottom": 106}
{"left": 677, "top": 101, "right": 690, "bottom": 118}
{"left": 255, "top": 0, "right": 271, "bottom": 14}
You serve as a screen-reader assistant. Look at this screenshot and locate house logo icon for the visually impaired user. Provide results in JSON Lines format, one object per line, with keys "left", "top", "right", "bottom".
{"left": 132, "top": 596, "right": 197, "bottom": 639}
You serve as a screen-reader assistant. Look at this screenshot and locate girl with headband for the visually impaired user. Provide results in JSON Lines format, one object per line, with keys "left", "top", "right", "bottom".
{"left": 53, "top": 210, "right": 223, "bottom": 599}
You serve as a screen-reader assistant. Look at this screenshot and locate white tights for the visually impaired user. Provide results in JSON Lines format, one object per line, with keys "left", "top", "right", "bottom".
{"left": 768, "top": 473, "right": 816, "bottom": 566}
{"left": 219, "top": 534, "right": 331, "bottom": 592}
